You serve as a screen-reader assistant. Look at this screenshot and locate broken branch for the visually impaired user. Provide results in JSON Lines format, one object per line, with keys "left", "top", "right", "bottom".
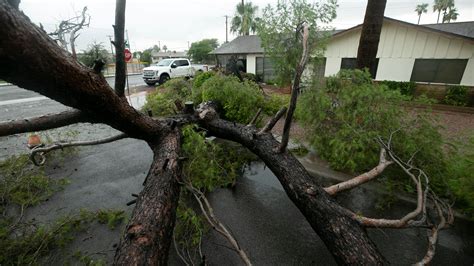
{"left": 279, "top": 23, "right": 310, "bottom": 152}
{"left": 257, "top": 107, "right": 287, "bottom": 134}
{"left": 324, "top": 148, "right": 393, "bottom": 195}
{"left": 0, "top": 110, "right": 88, "bottom": 137}
{"left": 185, "top": 183, "right": 252, "bottom": 266}
{"left": 29, "top": 133, "right": 128, "bottom": 166}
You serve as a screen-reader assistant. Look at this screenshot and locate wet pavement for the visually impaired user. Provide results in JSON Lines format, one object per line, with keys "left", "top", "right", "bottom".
{"left": 1, "top": 81, "right": 473, "bottom": 265}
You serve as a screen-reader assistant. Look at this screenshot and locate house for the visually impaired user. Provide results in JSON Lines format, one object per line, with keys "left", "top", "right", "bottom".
{"left": 210, "top": 17, "right": 474, "bottom": 86}
{"left": 326, "top": 17, "right": 474, "bottom": 86}
{"left": 151, "top": 51, "right": 187, "bottom": 63}
{"left": 209, "top": 35, "right": 277, "bottom": 81}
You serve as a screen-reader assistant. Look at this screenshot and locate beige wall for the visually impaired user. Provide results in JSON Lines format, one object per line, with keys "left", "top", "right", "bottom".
{"left": 324, "top": 20, "right": 474, "bottom": 86}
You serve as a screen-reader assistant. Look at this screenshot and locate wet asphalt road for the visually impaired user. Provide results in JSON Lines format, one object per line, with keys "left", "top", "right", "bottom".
{"left": 1, "top": 76, "right": 473, "bottom": 265}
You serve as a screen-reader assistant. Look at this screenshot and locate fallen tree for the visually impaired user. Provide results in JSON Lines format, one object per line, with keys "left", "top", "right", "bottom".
{"left": 0, "top": 1, "right": 452, "bottom": 265}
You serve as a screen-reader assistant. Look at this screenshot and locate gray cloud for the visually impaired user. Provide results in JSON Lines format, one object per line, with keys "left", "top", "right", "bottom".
{"left": 20, "top": 0, "right": 473, "bottom": 52}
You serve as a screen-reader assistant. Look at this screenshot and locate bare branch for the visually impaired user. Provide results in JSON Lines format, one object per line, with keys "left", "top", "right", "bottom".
{"left": 114, "top": 0, "right": 127, "bottom": 97}
{"left": 0, "top": 110, "right": 88, "bottom": 137}
{"left": 279, "top": 23, "right": 310, "bottom": 152}
{"left": 257, "top": 107, "right": 287, "bottom": 134}
{"left": 69, "top": 6, "right": 90, "bottom": 59}
{"left": 324, "top": 148, "right": 393, "bottom": 195}
{"left": 247, "top": 108, "right": 262, "bottom": 126}
{"left": 185, "top": 183, "right": 252, "bottom": 266}
{"left": 29, "top": 133, "right": 128, "bottom": 166}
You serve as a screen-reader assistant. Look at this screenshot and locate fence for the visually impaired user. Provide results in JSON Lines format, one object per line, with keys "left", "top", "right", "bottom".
{"left": 103, "top": 62, "right": 145, "bottom": 76}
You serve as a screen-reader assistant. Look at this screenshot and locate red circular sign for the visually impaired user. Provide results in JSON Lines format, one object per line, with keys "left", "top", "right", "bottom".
{"left": 124, "top": 48, "right": 132, "bottom": 62}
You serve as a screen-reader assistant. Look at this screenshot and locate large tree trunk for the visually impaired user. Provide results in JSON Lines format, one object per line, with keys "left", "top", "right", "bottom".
{"left": 114, "top": 129, "right": 182, "bottom": 265}
{"left": 0, "top": 1, "right": 390, "bottom": 264}
{"left": 0, "top": 2, "right": 159, "bottom": 140}
{"left": 356, "top": 0, "right": 387, "bottom": 78}
{"left": 198, "top": 107, "right": 387, "bottom": 265}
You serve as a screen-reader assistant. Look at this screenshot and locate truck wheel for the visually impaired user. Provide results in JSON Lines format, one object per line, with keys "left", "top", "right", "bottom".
{"left": 159, "top": 74, "right": 170, "bottom": 84}
{"left": 145, "top": 81, "right": 156, "bottom": 86}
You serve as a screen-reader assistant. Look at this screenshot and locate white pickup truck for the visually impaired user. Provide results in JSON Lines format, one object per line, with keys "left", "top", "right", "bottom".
{"left": 142, "top": 58, "right": 209, "bottom": 86}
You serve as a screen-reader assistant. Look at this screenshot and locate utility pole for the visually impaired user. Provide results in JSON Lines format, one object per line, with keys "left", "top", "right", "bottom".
{"left": 224, "top": 15, "right": 229, "bottom": 43}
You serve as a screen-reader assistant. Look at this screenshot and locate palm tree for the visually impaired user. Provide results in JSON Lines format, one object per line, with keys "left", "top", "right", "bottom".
{"left": 433, "top": 0, "right": 454, "bottom": 23}
{"left": 230, "top": 1, "right": 259, "bottom": 36}
{"left": 443, "top": 7, "right": 459, "bottom": 23}
{"left": 415, "top": 3, "right": 429, "bottom": 24}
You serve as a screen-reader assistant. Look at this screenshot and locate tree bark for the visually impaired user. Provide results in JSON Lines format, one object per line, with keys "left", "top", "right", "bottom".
{"left": 356, "top": 0, "right": 387, "bottom": 78}
{"left": 0, "top": 110, "right": 88, "bottom": 137}
{"left": 0, "top": 1, "right": 160, "bottom": 141}
{"left": 114, "top": 129, "right": 182, "bottom": 265}
{"left": 197, "top": 106, "right": 387, "bottom": 265}
{"left": 114, "top": 0, "right": 127, "bottom": 97}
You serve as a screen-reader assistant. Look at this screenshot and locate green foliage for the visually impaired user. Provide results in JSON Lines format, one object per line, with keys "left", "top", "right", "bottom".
{"left": 378, "top": 80, "right": 417, "bottom": 97}
{"left": 444, "top": 85, "right": 468, "bottom": 106}
{"left": 193, "top": 71, "right": 216, "bottom": 90}
{"left": 97, "top": 209, "right": 126, "bottom": 230}
{"left": 181, "top": 125, "right": 256, "bottom": 191}
{"left": 195, "top": 74, "right": 264, "bottom": 123}
{"left": 263, "top": 93, "right": 290, "bottom": 115}
{"left": 78, "top": 42, "right": 110, "bottom": 69}
{"left": 142, "top": 78, "right": 192, "bottom": 116}
{"left": 0, "top": 154, "right": 68, "bottom": 209}
{"left": 187, "top": 39, "right": 219, "bottom": 63}
{"left": 0, "top": 153, "right": 126, "bottom": 265}
{"left": 447, "top": 136, "right": 474, "bottom": 217}
{"left": 174, "top": 200, "right": 206, "bottom": 256}
{"left": 296, "top": 70, "right": 445, "bottom": 189}
{"left": 257, "top": 0, "right": 337, "bottom": 85}
{"left": 231, "top": 2, "right": 260, "bottom": 35}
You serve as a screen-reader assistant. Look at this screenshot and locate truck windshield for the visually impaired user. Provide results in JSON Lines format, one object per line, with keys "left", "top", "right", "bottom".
{"left": 156, "top": 59, "right": 173, "bottom": 66}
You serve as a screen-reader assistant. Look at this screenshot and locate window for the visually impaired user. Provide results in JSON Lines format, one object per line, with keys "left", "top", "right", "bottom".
{"left": 178, "top": 60, "right": 189, "bottom": 66}
{"left": 256, "top": 57, "right": 277, "bottom": 83}
{"left": 410, "top": 59, "right": 468, "bottom": 84}
{"left": 340, "top": 58, "right": 379, "bottom": 78}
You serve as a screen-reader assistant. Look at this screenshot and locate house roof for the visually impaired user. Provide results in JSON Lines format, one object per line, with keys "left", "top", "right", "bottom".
{"left": 332, "top": 17, "right": 474, "bottom": 41}
{"left": 422, "top": 21, "right": 474, "bottom": 39}
{"left": 210, "top": 35, "right": 264, "bottom": 55}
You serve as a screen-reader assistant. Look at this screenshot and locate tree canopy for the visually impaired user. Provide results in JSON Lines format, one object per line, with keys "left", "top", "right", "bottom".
{"left": 187, "top": 39, "right": 218, "bottom": 64}
{"left": 257, "top": 0, "right": 337, "bottom": 85}
{"left": 78, "top": 42, "right": 110, "bottom": 69}
{"left": 230, "top": 1, "right": 260, "bottom": 36}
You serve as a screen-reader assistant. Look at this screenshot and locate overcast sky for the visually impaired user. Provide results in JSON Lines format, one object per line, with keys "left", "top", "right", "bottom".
{"left": 20, "top": 0, "right": 473, "bottom": 52}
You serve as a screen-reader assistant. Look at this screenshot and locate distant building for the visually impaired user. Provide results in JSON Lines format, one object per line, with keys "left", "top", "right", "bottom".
{"left": 151, "top": 51, "right": 188, "bottom": 63}
{"left": 210, "top": 17, "right": 474, "bottom": 86}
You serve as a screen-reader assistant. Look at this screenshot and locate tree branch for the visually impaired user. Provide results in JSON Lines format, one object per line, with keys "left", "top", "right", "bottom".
{"left": 185, "top": 183, "right": 252, "bottom": 266}
{"left": 0, "top": 110, "right": 88, "bottom": 137}
{"left": 279, "top": 23, "right": 310, "bottom": 152}
{"left": 29, "top": 133, "right": 128, "bottom": 166}
{"left": 196, "top": 102, "right": 387, "bottom": 265}
{"left": 0, "top": 1, "right": 162, "bottom": 140}
{"left": 114, "top": 130, "right": 182, "bottom": 265}
{"left": 114, "top": 0, "right": 126, "bottom": 97}
{"left": 324, "top": 148, "right": 393, "bottom": 195}
{"left": 257, "top": 107, "right": 287, "bottom": 135}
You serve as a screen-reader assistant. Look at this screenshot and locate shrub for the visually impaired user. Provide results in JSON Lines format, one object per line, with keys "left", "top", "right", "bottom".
{"left": 444, "top": 85, "right": 468, "bottom": 106}
{"left": 195, "top": 75, "right": 265, "bottom": 123}
{"left": 193, "top": 71, "right": 216, "bottom": 89}
{"left": 447, "top": 136, "right": 474, "bottom": 217}
{"left": 142, "top": 78, "right": 192, "bottom": 116}
{"left": 296, "top": 70, "right": 445, "bottom": 188}
{"left": 379, "top": 80, "right": 416, "bottom": 97}
{"left": 263, "top": 94, "right": 290, "bottom": 116}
